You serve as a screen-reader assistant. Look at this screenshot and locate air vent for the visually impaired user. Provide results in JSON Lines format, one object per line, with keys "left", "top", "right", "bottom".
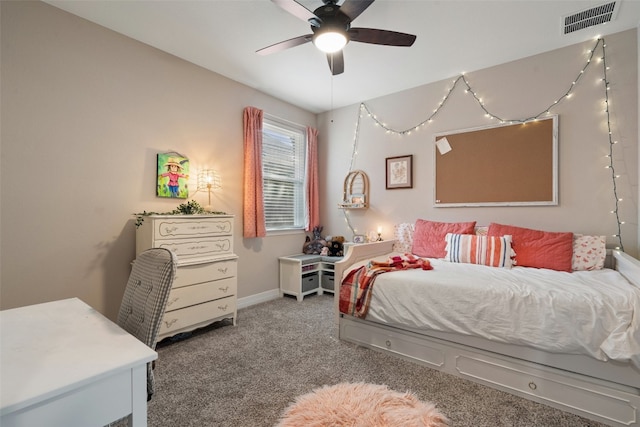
{"left": 563, "top": 2, "right": 619, "bottom": 34}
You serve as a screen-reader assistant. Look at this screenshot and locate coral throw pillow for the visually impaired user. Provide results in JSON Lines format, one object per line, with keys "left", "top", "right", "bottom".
{"left": 487, "top": 223, "right": 573, "bottom": 272}
{"left": 412, "top": 219, "right": 476, "bottom": 258}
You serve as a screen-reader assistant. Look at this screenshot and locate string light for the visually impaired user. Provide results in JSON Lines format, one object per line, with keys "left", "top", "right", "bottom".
{"left": 345, "top": 37, "right": 625, "bottom": 250}
{"left": 342, "top": 105, "right": 365, "bottom": 236}
{"left": 600, "top": 38, "right": 625, "bottom": 251}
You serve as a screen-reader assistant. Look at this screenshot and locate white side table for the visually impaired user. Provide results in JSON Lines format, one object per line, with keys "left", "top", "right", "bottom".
{"left": 279, "top": 254, "right": 343, "bottom": 301}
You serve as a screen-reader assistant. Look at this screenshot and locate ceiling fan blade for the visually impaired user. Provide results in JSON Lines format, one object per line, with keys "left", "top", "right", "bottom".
{"left": 272, "top": 0, "right": 319, "bottom": 23}
{"left": 327, "top": 51, "right": 344, "bottom": 75}
{"left": 339, "top": 0, "right": 375, "bottom": 21}
{"left": 256, "top": 35, "right": 313, "bottom": 55}
{"left": 348, "top": 28, "right": 416, "bottom": 46}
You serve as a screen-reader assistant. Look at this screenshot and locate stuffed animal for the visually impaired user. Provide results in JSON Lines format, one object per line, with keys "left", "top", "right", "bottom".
{"left": 302, "top": 236, "right": 313, "bottom": 254}
{"left": 328, "top": 235, "right": 345, "bottom": 257}
{"left": 303, "top": 226, "right": 327, "bottom": 255}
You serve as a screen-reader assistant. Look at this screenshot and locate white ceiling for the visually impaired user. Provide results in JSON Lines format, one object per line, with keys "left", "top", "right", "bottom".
{"left": 45, "top": 0, "right": 640, "bottom": 114}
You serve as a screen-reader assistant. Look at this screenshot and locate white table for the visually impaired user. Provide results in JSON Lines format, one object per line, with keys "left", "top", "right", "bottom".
{"left": 0, "top": 298, "right": 157, "bottom": 427}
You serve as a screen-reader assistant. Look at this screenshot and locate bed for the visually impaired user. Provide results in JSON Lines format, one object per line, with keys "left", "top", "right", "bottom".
{"left": 334, "top": 222, "right": 640, "bottom": 427}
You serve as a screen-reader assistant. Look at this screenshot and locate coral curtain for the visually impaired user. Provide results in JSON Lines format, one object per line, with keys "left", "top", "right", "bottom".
{"left": 306, "top": 127, "right": 320, "bottom": 231}
{"left": 243, "top": 106, "right": 266, "bottom": 238}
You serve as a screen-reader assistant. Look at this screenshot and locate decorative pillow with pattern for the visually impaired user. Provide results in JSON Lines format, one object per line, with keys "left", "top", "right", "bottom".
{"left": 445, "top": 233, "right": 515, "bottom": 268}
{"left": 475, "top": 226, "right": 488, "bottom": 236}
{"left": 392, "top": 223, "right": 415, "bottom": 253}
{"left": 572, "top": 234, "right": 606, "bottom": 271}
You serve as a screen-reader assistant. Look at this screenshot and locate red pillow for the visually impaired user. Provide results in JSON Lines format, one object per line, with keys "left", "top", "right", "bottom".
{"left": 412, "top": 219, "right": 476, "bottom": 258}
{"left": 487, "top": 223, "right": 573, "bottom": 272}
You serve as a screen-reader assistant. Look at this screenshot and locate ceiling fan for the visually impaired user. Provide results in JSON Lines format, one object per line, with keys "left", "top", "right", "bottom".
{"left": 256, "top": 0, "right": 417, "bottom": 75}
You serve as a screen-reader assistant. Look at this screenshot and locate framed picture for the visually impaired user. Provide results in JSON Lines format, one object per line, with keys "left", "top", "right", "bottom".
{"left": 353, "top": 235, "right": 366, "bottom": 244}
{"left": 157, "top": 152, "right": 190, "bottom": 198}
{"left": 350, "top": 193, "right": 366, "bottom": 205}
{"left": 386, "top": 155, "right": 413, "bottom": 189}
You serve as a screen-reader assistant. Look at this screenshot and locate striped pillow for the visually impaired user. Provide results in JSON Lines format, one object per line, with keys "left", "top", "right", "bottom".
{"left": 445, "top": 233, "right": 514, "bottom": 268}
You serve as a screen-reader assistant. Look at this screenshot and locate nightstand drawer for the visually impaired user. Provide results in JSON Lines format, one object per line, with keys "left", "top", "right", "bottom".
{"left": 173, "top": 259, "right": 237, "bottom": 288}
{"left": 166, "top": 278, "right": 236, "bottom": 312}
{"left": 153, "top": 217, "right": 233, "bottom": 240}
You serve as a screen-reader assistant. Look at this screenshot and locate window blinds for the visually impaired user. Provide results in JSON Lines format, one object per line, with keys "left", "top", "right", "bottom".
{"left": 262, "top": 121, "right": 306, "bottom": 230}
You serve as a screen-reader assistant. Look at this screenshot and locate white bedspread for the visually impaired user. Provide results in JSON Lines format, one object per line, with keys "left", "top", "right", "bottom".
{"left": 353, "top": 253, "right": 640, "bottom": 367}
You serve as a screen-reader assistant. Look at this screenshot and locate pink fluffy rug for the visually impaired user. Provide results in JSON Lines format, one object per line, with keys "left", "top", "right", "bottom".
{"left": 276, "top": 382, "right": 449, "bottom": 427}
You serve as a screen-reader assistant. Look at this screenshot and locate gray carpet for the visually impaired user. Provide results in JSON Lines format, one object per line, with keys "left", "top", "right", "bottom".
{"left": 147, "top": 294, "right": 606, "bottom": 426}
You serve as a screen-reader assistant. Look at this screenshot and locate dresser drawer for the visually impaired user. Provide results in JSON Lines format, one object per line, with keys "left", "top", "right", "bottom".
{"left": 166, "top": 277, "right": 236, "bottom": 312}
{"left": 153, "top": 217, "right": 233, "bottom": 240}
{"left": 157, "top": 237, "right": 233, "bottom": 263}
{"left": 159, "top": 296, "right": 236, "bottom": 336}
{"left": 173, "top": 259, "right": 237, "bottom": 289}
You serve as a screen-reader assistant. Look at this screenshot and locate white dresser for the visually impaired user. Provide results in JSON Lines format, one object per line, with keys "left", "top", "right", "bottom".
{"left": 136, "top": 214, "right": 237, "bottom": 340}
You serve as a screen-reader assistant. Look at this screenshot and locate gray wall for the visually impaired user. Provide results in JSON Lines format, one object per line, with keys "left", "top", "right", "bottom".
{"left": 318, "top": 29, "right": 638, "bottom": 258}
{"left": 1, "top": 2, "right": 638, "bottom": 321}
{"left": 0, "top": 1, "right": 316, "bottom": 319}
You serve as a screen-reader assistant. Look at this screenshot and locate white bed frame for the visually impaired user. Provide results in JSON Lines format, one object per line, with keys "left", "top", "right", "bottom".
{"left": 334, "top": 241, "right": 640, "bottom": 426}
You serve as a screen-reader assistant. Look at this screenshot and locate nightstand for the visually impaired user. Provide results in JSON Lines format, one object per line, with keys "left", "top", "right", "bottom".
{"left": 278, "top": 254, "right": 342, "bottom": 301}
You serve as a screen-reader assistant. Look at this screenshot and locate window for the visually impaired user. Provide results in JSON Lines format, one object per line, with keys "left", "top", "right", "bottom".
{"left": 262, "top": 116, "right": 307, "bottom": 231}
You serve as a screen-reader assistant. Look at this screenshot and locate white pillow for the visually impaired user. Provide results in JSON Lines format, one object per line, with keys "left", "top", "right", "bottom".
{"left": 474, "top": 226, "right": 488, "bottom": 236}
{"left": 392, "top": 223, "right": 414, "bottom": 253}
{"left": 572, "top": 234, "right": 606, "bottom": 271}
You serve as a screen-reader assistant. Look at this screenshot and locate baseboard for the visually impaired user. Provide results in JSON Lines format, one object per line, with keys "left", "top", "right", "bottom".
{"left": 237, "top": 289, "right": 280, "bottom": 310}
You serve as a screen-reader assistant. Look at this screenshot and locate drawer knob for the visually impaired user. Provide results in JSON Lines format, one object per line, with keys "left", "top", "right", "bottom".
{"left": 218, "top": 304, "right": 228, "bottom": 311}
{"left": 218, "top": 267, "right": 228, "bottom": 274}
{"left": 385, "top": 340, "right": 392, "bottom": 348}
{"left": 219, "top": 286, "right": 229, "bottom": 293}
{"left": 188, "top": 225, "right": 207, "bottom": 231}
{"left": 164, "top": 318, "right": 178, "bottom": 328}
{"left": 528, "top": 381, "right": 537, "bottom": 390}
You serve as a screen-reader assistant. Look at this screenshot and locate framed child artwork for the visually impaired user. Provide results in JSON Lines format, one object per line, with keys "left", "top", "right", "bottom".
{"left": 353, "top": 235, "right": 366, "bottom": 244}
{"left": 157, "top": 152, "right": 190, "bottom": 198}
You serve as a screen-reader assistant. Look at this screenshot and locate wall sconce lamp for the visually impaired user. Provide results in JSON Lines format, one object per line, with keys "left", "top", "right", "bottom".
{"left": 197, "top": 169, "right": 221, "bottom": 211}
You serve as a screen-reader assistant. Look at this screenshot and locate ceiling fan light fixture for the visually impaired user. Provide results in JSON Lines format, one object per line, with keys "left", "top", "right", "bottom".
{"left": 261, "top": 0, "right": 417, "bottom": 74}
{"left": 313, "top": 29, "right": 348, "bottom": 53}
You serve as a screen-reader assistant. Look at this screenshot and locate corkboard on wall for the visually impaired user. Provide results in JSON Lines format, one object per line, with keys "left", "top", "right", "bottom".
{"left": 434, "top": 116, "right": 557, "bottom": 207}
